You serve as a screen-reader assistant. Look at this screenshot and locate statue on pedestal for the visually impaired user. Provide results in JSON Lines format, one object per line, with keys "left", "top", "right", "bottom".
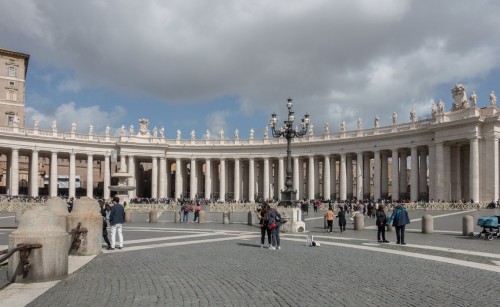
{"left": 451, "top": 84, "right": 469, "bottom": 111}
{"left": 71, "top": 122, "right": 77, "bottom": 133}
{"left": 153, "top": 126, "right": 158, "bottom": 137}
{"left": 105, "top": 126, "right": 110, "bottom": 137}
{"left": 324, "top": 123, "right": 329, "bottom": 134}
{"left": 431, "top": 104, "right": 437, "bottom": 118}
{"left": 308, "top": 124, "right": 314, "bottom": 135}
{"left": 374, "top": 115, "right": 379, "bottom": 128}
{"left": 137, "top": 118, "right": 150, "bottom": 136}
{"left": 120, "top": 125, "right": 125, "bottom": 136}
{"left": 250, "top": 128, "right": 255, "bottom": 140}
{"left": 219, "top": 128, "right": 224, "bottom": 140}
{"left": 89, "top": 124, "right": 93, "bottom": 135}
{"left": 410, "top": 109, "right": 416, "bottom": 122}
{"left": 34, "top": 118, "right": 39, "bottom": 130}
{"left": 191, "top": 129, "right": 196, "bottom": 140}
{"left": 264, "top": 126, "right": 268, "bottom": 139}
{"left": 176, "top": 129, "right": 181, "bottom": 140}
{"left": 234, "top": 129, "right": 239, "bottom": 140}
{"left": 469, "top": 91, "right": 478, "bottom": 108}
{"left": 51, "top": 120, "right": 57, "bottom": 132}
{"left": 437, "top": 100, "right": 444, "bottom": 114}
{"left": 392, "top": 112, "right": 397, "bottom": 126}
{"left": 160, "top": 127, "right": 165, "bottom": 138}
{"left": 340, "top": 120, "right": 345, "bottom": 132}
{"left": 490, "top": 91, "right": 497, "bottom": 106}
{"left": 357, "top": 117, "right": 362, "bottom": 130}
{"left": 129, "top": 125, "right": 134, "bottom": 135}
{"left": 205, "top": 129, "right": 210, "bottom": 140}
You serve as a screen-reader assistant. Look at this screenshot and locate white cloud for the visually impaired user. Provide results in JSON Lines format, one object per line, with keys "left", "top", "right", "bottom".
{"left": 206, "top": 110, "right": 230, "bottom": 139}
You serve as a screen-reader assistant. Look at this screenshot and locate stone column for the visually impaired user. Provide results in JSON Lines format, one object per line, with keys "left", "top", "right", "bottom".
{"left": 220, "top": 158, "right": 226, "bottom": 202}
{"left": 69, "top": 153, "right": 76, "bottom": 198}
{"left": 374, "top": 151, "right": 381, "bottom": 200}
{"left": 443, "top": 145, "right": 451, "bottom": 201}
{"left": 10, "top": 148, "right": 19, "bottom": 195}
{"left": 175, "top": 158, "right": 182, "bottom": 199}
{"left": 298, "top": 157, "right": 305, "bottom": 199}
{"left": 485, "top": 137, "right": 499, "bottom": 201}
{"left": 400, "top": 151, "right": 407, "bottom": 195}
{"left": 50, "top": 152, "right": 58, "bottom": 197}
{"left": 120, "top": 154, "right": 127, "bottom": 172}
{"left": 356, "top": 152, "right": 363, "bottom": 200}
{"left": 419, "top": 150, "right": 427, "bottom": 196}
{"left": 331, "top": 156, "right": 337, "bottom": 198}
{"left": 234, "top": 158, "right": 240, "bottom": 202}
{"left": 428, "top": 144, "right": 436, "bottom": 201}
{"left": 128, "top": 156, "right": 136, "bottom": 198}
{"left": 381, "top": 153, "right": 388, "bottom": 196}
{"left": 346, "top": 155, "right": 353, "bottom": 197}
{"left": 470, "top": 138, "right": 480, "bottom": 202}
{"left": 151, "top": 156, "right": 158, "bottom": 198}
{"left": 314, "top": 157, "right": 320, "bottom": 197}
{"left": 159, "top": 157, "right": 166, "bottom": 198}
{"left": 435, "top": 142, "right": 444, "bottom": 201}
{"left": 363, "top": 153, "right": 370, "bottom": 197}
{"left": 87, "top": 154, "right": 93, "bottom": 198}
{"left": 104, "top": 154, "right": 110, "bottom": 200}
{"left": 263, "top": 157, "right": 270, "bottom": 200}
{"left": 450, "top": 146, "right": 461, "bottom": 201}
{"left": 391, "top": 149, "right": 399, "bottom": 201}
{"left": 190, "top": 158, "right": 197, "bottom": 199}
{"left": 340, "top": 153, "right": 347, "bottom": 201}
{"left": 410, "top": 146, "right": 419, "bottom": 201}
{"left": 293, "top": 156, "right": 300, "bottom": 197}
{"left": 166, "top": 160, "right": 172, "bottom": 198}
{"left": 278, "top": 157, "right": 285, "bottom": 199}
{"left": 308, "top": 156, "right": 315, "bottom": 200}
{"left": 205, "top": 159, "right": 212, "bottom": 200}
{"left": 323, "top": 155, "right": 330, "bottom": 201}
{"left": 249, "top": 158, "right": 255, "bottom": 202}
{"left": 30, "top": 150, "right": 39, "bottom": 197}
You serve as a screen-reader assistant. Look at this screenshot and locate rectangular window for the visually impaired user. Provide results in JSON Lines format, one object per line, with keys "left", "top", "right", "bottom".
{"left": 7, "top": 115, "right": 14, "bottom": 127}
{"left": 6, "top": 90, "right": 17, "bottom": 101}
{"left": 8, "top": 66, "right": 17, "bottom": 77}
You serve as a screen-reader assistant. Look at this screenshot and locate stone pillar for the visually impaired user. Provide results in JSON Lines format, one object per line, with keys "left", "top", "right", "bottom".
{"left": 151, "top": 156, "right": 158, "bottom": 198}
{"left": 104, "top": 154, "right": 110, "bottom": 200}
{"left": 331, "top": 156, "right": 337, "bottom": 199}
{"left": 323, "top": 155, "right": 330, "bottom": 201}
{"left": 204, "top": 159, "right": 211, "bottom": 200}
{"left": 190, "top": 158, "right": 197, "bottom": 200}
{"left": 298, "top": 157, "right": 305, "bottom": 199}
{"left": 410, "top": 147, "right": 419, "bottom": 202}
{"left": 8, "top": 209, "right": 69, "bottom": 283}
{"left": 428, "top": 144, "right": 436, "bottom": 201}
{"left": 435, "top": 142, "right": 444, "bottom": 201}
{"left": 340, "top": 154, "right": 347, "bottom": 201}
{"left": 234, "top": 158, "right": 240, "bottom": 202}
{"left": 450, "top": 146, "right": 461, "bottom": 201}
{"left": 87, "top": 154, "right": 93, "bottom": 198}
{"left": 50, "top": 152, "right": 58, "bottom": 197}
{"left": 308, "top": 156, "right": 315, "bottom": 200}
{"left": 120, "top": 154, "right": 127, "bottom": 172}
{"left": 381, "top": 153, "right": 388, "bottom": 196}
{"left": 374, "top": 151, "right": 381, "bottom": 200}
{"left": 220, "top": 158, "right": 226, "bottom": 202}
{"left": 69, "top": 153, "right": 76, "bottom": 198}
{"left": 443, "top": 145, "right": 451, "bottom": 201}
{"left": 354, "top": 213, "right": 364, "bottom": 230}
{"left": 314, "top": 157, "right": 320, "bottom": 197}
{"left": 346, "top": 155, "right": 353, "bottom": 197}
{"left": 263, "top": 157, "right": 270, "bottom": 200}
{"left": 400, "top": 151, "right": 407, "bottom": 195}
{"left": 10, "top": 148, "right": 19, "bottom": 195}
{"left": 166, "top": 160, "right": 172, "bottom": 198}
{"left": 419, "top": 150, "right": 428, "bottom": 196}
{"left": 249, "top": 158, "right": 255, "bottom": 202}
{"left": 293, "top": 156, "right": 300, "bottom": 197}
{"left": 175, "top": 158, "right": 182, "bottom": 199}
{"left": 149, "top": 210, "right": 157, "bottom": 223}
{"left": 470, "top": 138, "right": 480, "bottom": 202}
{"left": 356, "top": 152, "right": 363, "bottom": 200}
{"left": 159, "top": 157, "right": 166, "bottom": 198}
{"left": 363, "top": 153, "right": 370, "bottom": 197}
{"left": 391, "top": 149, "right": 399, "bottom": 201}
{"left": 278, "top": 157, "right": 285, "bottom": 199}
{"left": 422, "top": 214, "right": 433, "bottom": 234}
{"left": 462, "top": 215, "right": 473, "bottom": 236}
{"left": 67, "top": 197, "right": 102, "bottom": 255}
{"left": 198, "top": 210, "right": 206, "bottom": 223}
{"left": 30, "top": 150, "right": 39, "bottom": 197}
{"left": 128, "top": 156, "right": 136, "bottom": 198}
{"left": 223, "top": 212, "right": 230, "bottom": 224}
{"left": 485, "top": 137, "right": 499, "bottom": 201}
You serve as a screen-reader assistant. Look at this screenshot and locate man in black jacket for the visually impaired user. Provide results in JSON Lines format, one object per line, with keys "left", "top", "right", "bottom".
{"left": 109, "top": 197, "right": 125, "bottom": 250}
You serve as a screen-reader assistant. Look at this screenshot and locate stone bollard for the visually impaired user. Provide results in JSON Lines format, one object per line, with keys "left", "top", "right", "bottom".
{"left": 124, "top": 211, "right": 132, "bottom": 223}
{"left": 462, "top": 215, "right": 474, "bottom": 236}
{"left": 46, "top": 197, "right": 70, "bottom": 232}
{"left": 66, "top": 197, "right": 102, "bottom": 255}
{"left": 422, "top": 214, "right": 433, "bottom": 234}
{"left": 248, "top": 211, "right": 256, "bottom": 226}
{"left": 149, "top": 210, "right": 157, "bottom": 223}
{"left": 174, "top": 211, "right": 181, "bottom": 223}
{"left": 223, "top": 212, "right": 230, "bottom": 224}
{"left": 354, "top": 213, "right": 364, "bottom": 230}
{"left": 324, "top": 213, "right": 328, "bottom": 229}
{"left": 8, "top": 209, "right": 69, "bottom": 283}
{"left": 198, "top": 210, "right": 206, "bottom": 224}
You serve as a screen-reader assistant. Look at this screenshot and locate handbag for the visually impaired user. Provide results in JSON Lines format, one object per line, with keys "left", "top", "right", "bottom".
{"left": 268, "top": 223, "right": 276, "bottom": 230}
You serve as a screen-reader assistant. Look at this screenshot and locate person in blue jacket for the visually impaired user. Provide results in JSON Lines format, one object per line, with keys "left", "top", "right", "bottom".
{"left": 386, "top": 203, "right": 410, "bottom": 245}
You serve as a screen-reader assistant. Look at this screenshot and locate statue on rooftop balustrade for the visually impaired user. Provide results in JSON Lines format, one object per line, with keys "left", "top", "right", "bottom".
{"left": 451, "top": 83, "right": 469, "bottom": 111}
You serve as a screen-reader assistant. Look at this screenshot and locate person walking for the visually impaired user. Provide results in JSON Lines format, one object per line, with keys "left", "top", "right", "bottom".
{"left": 109, "top": 197, "right": 125, "bottom": 250}
{"left": 386, "top": 203, "right": 410, "bottom": 245}
{"left": 375, "top": 204, "right": 389, "bottom": 243}
{"left": 267, "top": 204, "right": 282, "bottom": 250}
{"left": 193, "top": 203, "right": 201, "bottom": 222}
{"left": 326, "top": 206, "right": 334, "bottom": 233}
{"left": 257, "top": 204, "right": 271, "bottom": 248}
{"left": 336, "top": 205, "right": 346, "bottom": 233}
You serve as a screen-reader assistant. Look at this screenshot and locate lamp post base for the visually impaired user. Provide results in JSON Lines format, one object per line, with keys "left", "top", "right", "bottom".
{"left": 279, "top": 190, "right": 297, "bottom": 207}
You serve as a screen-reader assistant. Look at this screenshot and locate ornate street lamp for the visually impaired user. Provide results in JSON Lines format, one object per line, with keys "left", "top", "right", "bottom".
{"left": 269, "top": 98, "right": 310, "bottom": 206}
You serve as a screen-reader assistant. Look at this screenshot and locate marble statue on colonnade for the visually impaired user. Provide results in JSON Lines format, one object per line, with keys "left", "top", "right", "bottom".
{"left": 490, "top": 91, "right": 497, "bottom": 106}
{"left": 51, "top": 120, "right": 57, "bottom": 132}
{"left": 137, "top": 118, "right": 150, "bottom": 136}
{"left": 308, "top": 124, "right": 314, "bottom": 135}
{"left": 129, "top": 125, "right": 134, "bottom": 136}
{"left": 437, "top": 100, "right": 444, "bottom": 114}
{"left": 205, "top": 129, "right": 210, "bottom": 140}
{"left": 71, "top": 121, "right": 77, "bottom": 133}
{"left": 160, "top": 127, "right": 165, "bottom": 138}
{"left": 34, "top": 118, "right": 39, "bottom": 130}
{"left": 357, "top": 117, "right": 362, "bottom": 130}
{"left": 249, "top": 128, "right": 254, "bottom": 140}
{"left": 153, "top": 126, "right": 157, "bottom": 137}
{"left": 176, "top": 129, "right": 181, "bottom": 140}
{"left": 410, "top": 109, "right": 416, "bottom": 122}
{"left": 391, "top": 112, "right": 397, "bottom": 126}
{"left": 89, "top": 124, "right": 93, "bottom": 135}
{"left": 323, "top": 123, "right": 329, "bottom": 134}
{"left": 191, "top": 129, "right": 195, "bottom": 140}
{"left": 106, "top": 126, "right": 110, "bottom": 137}
{"left": 264, "top": 126, "right": 268, "bottom": 139}
{"left": 451, "top": 83, "right": 469, "bottom": 111}
{"left": 374, "top": 115, "right": 379, "bottom": 128}
{"left": 234, "top": 129, "right": 239, "bottom": 140}
{"left": 120, "top": 125, "right": 125, "bottom": 136}
{"left": 340, "top": 120, "right": 345, "bottom": 132}
{"left": 469, "top": 91, "right": 478, "bottom": 108}
{"left": 219, "top": 128, "right": 224, "bottom": 139}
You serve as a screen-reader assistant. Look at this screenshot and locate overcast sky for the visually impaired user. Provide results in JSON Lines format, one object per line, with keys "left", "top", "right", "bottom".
{"left": 2, "top": 0, "right": 500, "bottom": 138}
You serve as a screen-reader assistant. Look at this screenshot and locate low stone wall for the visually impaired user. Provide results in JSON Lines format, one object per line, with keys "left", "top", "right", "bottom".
{"left": 209, "top": 203, "right": 278, "bottom": 213}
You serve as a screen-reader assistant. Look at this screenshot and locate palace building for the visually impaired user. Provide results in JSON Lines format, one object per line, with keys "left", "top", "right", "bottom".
{"left": 0, "top": 48, "right": 498, "bottom": 203}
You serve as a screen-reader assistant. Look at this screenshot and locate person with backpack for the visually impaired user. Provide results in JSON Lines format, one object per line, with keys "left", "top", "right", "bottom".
{"left": 266, "top": 204, "right": 282, "bottom": 250}
{"left": 386, "top": 203, "right": 410, "bottom": 245}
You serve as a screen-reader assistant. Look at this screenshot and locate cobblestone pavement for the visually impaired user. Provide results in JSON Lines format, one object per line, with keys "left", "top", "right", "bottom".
{"left": 0, "top": 208, "right": 499, "bottom": 306}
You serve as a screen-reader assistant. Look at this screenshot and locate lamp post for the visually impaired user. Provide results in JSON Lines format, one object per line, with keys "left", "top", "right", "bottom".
{"left": 269, "top": 98, "right": 310, "bottom": 206}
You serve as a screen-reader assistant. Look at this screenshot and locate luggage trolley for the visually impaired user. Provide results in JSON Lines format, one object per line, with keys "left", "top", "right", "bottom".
{"left": 475, "top": 216, "right": 500, "bottom": 240}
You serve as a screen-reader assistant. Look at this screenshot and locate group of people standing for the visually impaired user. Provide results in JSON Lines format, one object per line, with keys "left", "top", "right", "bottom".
{"left": 257, "top": 203, "right": 282, "bottom": 250}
